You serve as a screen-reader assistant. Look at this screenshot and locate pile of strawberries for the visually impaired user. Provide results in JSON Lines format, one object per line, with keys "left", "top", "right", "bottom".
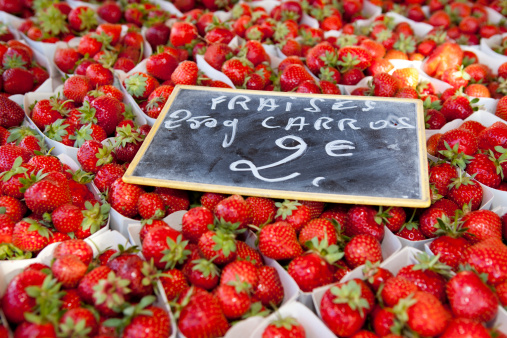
{"left": 0, "top": 0, "right": 506, "bottom": 336}
{"left": 2, "top": 238, "right": 172, "bottom": 337}
{"left": 0, "top": 39, "right": 49, "bottom": 95}
{"left": 54, "top": 22, "right": 147, "bottom": 75}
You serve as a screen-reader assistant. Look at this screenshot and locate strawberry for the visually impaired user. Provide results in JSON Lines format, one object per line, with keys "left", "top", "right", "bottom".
{"left": 288, "top": 247, "right": 337, "bottom": 292}
{"left": 0, "top": 195, "right": 26, "bottom": 222}
{"left": 371, "top": 73, "right": 399, "bottom": 97}
{"left": 27, "top": 153, "right": 62, "bottom": 173}
{"left": 181, "top": 206, "right": 214, "bottom": 244}
{"left": 123, "top": 305, "right": 172, "bottom": 338}
{"left": 124, "top": 72, "right": 159, "bottom": 100}
{"left": 109, "top": 178, "right": 143, "bottom": 218}
{"left": 436, "top": 129, "right": 478, "bottom": 166}
{"left": 320, "top": 280, "right": 370, "bottom": 337}
{"left": 11, "top": 218, "right": 50, "bottom": 252}
{"left": 337, "top": 46, "right": 373, "bottom": 70}
{"left": 298, "top": 218, "right": 338, "bottom": 249}
{"left": 397, "top": 253, "right": 451, "bottom": 303}
{"left": 446, "top": 270, "right": 498, "bottom": 322}
{"left": 154, "top": 187, "right": 189, "bottom": 215}
{"left": 392, "top": 67, "right": 419, "bottom": 88}
{"left": 2, "top": 68, "right": 33, "bottom": 95}
{"left": 345, "top": 205, "right": 385, "bottom": 242}
{"left": 54, "top": 239, "right": 94, "bottom": 265}
{"left": 31, "top": 96, "right": 71, "bottom": 131}
{"left": 93, "top": 163, "right": 125, "bottom": 193}
{"left": 344, "top": 234, "right": 382, "bottom": 269}
{"left": 305, "top": 42, "right": 337, "bottom": 75}
{"left": 419, "top": 207, "right": 446, "bottom": 238}
{"left": 51, "top": 203, "right": 83, "bottom": 233}
{"left": 86, "top": 63, "right": 114, "bottom": 88}
{"left": 171, "top": 60, "right": 199, "bottom": 86}
{"left": 213, "top": 194, "right": 252, "bottom": 230}
{"left": 274, "top": 200, "right": 311, "bottom": 233}
{"left": 137, "top": 193, "right": 165, "bottom": 220}
{"left": 422, "top": 42, "right": 463, "bottom": 79}
{"left": 68, "top": 6, "right": 97, "bottom": 32}
{"left": 440, "top": 318, "right": 491, "bottom": 338}
{"left": 262, "top": 316, "right": 305, "bottom": 338}
{"left": 52, "top": 254, "right": 88, "bottom": 288}
{"left": 176, "top": 287, "right": 229, "bottom": 338}
{"left": 0, "top": 95, "right": 25, "bottom": 128}
{"left": 215, "top": 281, "right": 252, "bottom": 320}
{"left": 14, "top": 322, "right": 56, "bottom": 337}
{"left": 146, "top": 52, "right": 179, "bottom": 81}
{"left": 24, "top": 175, "right": 72, "bottom": 215}
{"left": 447, "top": 174, "right": 483, "bottom": 211}
{"left": 440, "top": 95, "right": 475, "bottom": 122}
{"left": 59, "top": 307, "right": 98, "bottom": 337}
{"left": 381, "top": 275, "right": 418, "bottom": 307}
{"left": 201, "top": 192, "right": 227, "bottom": 210}
{"left": 462, "top": 237, "right": 507, "bottom": 285}
{"left": 496, "top": 96, "right": 507, "bottom": 120}
{"left": 1, "top": 269, "right": 46, "bottom": 324}
{"left": 221, "top": 58, "right": 254, "bottom": 87}
{"left": 169, "top": 21, "right": 198, "bottom": 48}
{"left": 91, "top": 96, "right": 121, "bottom": 136}
{"left": 397, "top": 291, "right": 450, "bottom": 337}
{"left": 184, "top": 256, "right": 220, "bottom": 290}
{"left": 461, "top": 209, "right": 501, "bottom": 244}
{"left": 279, "top": 64, "right": 314, "bottom": 92}
{"left": 429, "top": 162, "right": 458, "bottom": 196}
{"left": 160, "top": 268, "right": 189, "bottom": 301}
{"left": 362, "top": 260, "right": 393, "bottom": 292}
{"left": 244, "top": 197, "right": 275, "bottom": 227}
{"left": 258, "top": 221, "right": 303, "bottom": 260}
{"left": 77, "top": 140, "right": 113, "bottom": 174}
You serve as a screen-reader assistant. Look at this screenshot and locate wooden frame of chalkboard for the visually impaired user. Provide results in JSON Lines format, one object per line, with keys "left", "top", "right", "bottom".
{"left": 123, "top": 85, "right": 430, "bottom": 208}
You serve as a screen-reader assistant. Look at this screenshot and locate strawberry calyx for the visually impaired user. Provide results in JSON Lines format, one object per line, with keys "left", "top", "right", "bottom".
{"left": 433, "top": 212, "right": 468, "bottom": 238}
{"left": 267, "top": 315, "right": 300, "bottom": 331}
{"left": 391, "top": 294, "right": 417, "bottom": 331}
{"left": 210, "top": 228, "right": 237, "bottom": 258}
{"left": 0, "top": 156, "right": 28, "bottom": 181}
{"left": 78, "top": 101, "right": 98, "bottom": 124}
{"left": 96, "top": 50, "right": 118, "bottom": 69}
{"left": 374, "top": 206, "right": 393, "bottom": 226}
{"left": 6, "top": 126, "right": 39, "bottom": 145}
{"left": 0, "top": 243, "right": 32, "bottom": 260}
{"left": 438, "top": 141, "right": 474, "bottom": 170}
{"left": 329, "top": 218, "right": 350, "bottom": 249}
{"left": 44, "top": 119, "right": 69, "bottom": 143}
{"left": 92, "top": 271, "right": 131, "bottom": 313}
{"left": 103, "top": 295, "right": 156, "bottom": 335}
{"left": 335, "top": 34, "right": 358, "bottom": 48}
{"left": 76, "top": 7, "right": 98, "bottom": 32}
{"left": 191, "top": 256, "right": 220, "bottom": 279}
{"left": 329, "top": 280, "right": 370, "bottom": 317}
{"left": 70, "top": 124, "right": 97, "bottom": 148}
{"left": 398, "top": 208, "right": 420, "bottom": 233}
{"left": 241, "top": 301, "right": 271, "bottom": 319}
{"left": 114, "top": 124, "right": 144, "bottom": 149}
{"left": 18, "top": 169, "right": 49, "bottom": 193}
{"left": 26, "top": 218, "right": 52, "bottom": 239}
{"left": 70, "top": 168, "right": 94, "bottom": 184}
{"left": 274, "top": 199, "right": 301, "bottom": 220}
{"left": 336, "top": 52, "right": 361, "bottom": 73}
{"left": 422, "top": 96, "right": 442, "bottom": 112}
{"left": 124, "top": 73, "right": 150, "bottom": 98}
{"left": 58, "top": 313, "right": 93, "bottom": 337}
{"left": 160, "top": 234, "right": 191, "bottom": 269}
{"left": 3, "top": 54, "right": 27, "bottom": 70}
{"left": 305, "top": 235, "right": 344, "bottom": 265}
{"left": 447, "top": 169, "right": 477, "bottom": 190}
{"left": 81, "top": 201, "right": 110, "bottom": 235}
{"left": 497, "top": 77, "right": 507, "bottom": 96}
{"left": 393, "top": 33, "right": 416, "bottom": 54}
{"left": 362, "top": 260, "right": 381, "bottom": 285}
{"left": 140, "top": 258, "right": 167, "bottom": 288}
{"left": 227, "top": 275, "right": 253, "bottom": 295}
{"left": 25, "top": 275, "right": 65, "bottom": 327}
{"left": 412, "top": 252, "right": 453, "bottom": 278}
{"left": 37, "top": 5, "right": 69, "bottom": 36}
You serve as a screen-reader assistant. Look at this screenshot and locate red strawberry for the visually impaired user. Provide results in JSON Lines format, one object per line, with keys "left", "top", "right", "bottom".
{"left": 362, "top": 260, "right": 393, "bottom": 292}
{"left": 279, "top": 64, "right": 314, "bottom": 92}
{"left": 254, "top": 265, "right": 284, "bottom": 307}
{"left": 169, "top": 21, "right": 198, "bottom": 48}
{"left": 440, "top": 95, "right": 475, "bottom": 122}
{"left": 54, "top": 239, "right": 93, "bottom": 265}
{"left": 51, "top": 203, "right": 83, "bottom": 234}
{"left": 154, "top": 187, "right": 189, "bottom": 215}
{"left": 245, "top": 197, "right": 276, "bottom": 227}
{"left": 258, "top": 221, "right": 303, "bottom": 260}
{"left": 274, "top": 200, "right": 311, "bottom": 233}
{"left": 0, "top": 95, "right": 25, "bottom": 128}
{"left": 68, "top": 6, "right": 97, "bottom": 32}
{"left": 446, "top": 270, "right": 498, "bottom": 322}
{"left": 288, "top": 251, "right": 336, "bottom": 292}
{"left": 440, "top": 318, "right": 491, "bottom": 338}
{"left": 176, "top": 287, "right": 229, "bottom": 338}
{"left": 109, "top": 178, "right": 143, "bottom": 218}
{"left": 371, "top": 73, "right": 399, "bottom": 97}
{"left": 262, "top": 316, "right": 305, "bottom": 338}
{"left": 93, "top": 163, "right": 125, "bottom": 193}
{"left": 298, "top": 218, "right": 338, "bottom": 249}
{"left": 344, "top": 234, "right": 382, "bottom": 269}
{"left": 160, "top": 268, "right": 189, "bottom": 301}
{"left": 77, "top": 140, "right": 113, "bottom": 174}
{"left": 461, "top": 209, "right": 502, "bottom": 244}
{"left": 320, "top": 280, "right": 370, "bottom": 337}
{"left": 181, "top": 206, "right": 214, "bottom": 244}
{"left": 171, "top": 60, "right": 199, "bottom": 85}
{"left": 447, "top": 174, "right": 483, "bottom": 210}
{"left": 201, "top": 192, "right": 227, "bottom": 210}
{"left": 462, "top": 237, "right": 507, "bottom": 285}
{"left": 124, "top": 72, "right": 159, "bottom": 100}
{"left": 123, "top": 305, "right": 172, "bottom": 338}
{"left": 345, "top": 205, "right": 385, "bottom": 242}
{"left": 213, "top": 194, "right": 252, "bottom": 230}
{"left": 24, "top": 176, "right": 72, "bottom": 215}
{"left": 400, "top": 291, "right": 450, "bottom": 337}
{"left": 381, "top": 275, "right": 418, "bottom": 307}
{"left": 52, "top": 254, "right": 88, "bottom": 288}
{"left": 59, "top": 307, "right": 98, "bottom": 337}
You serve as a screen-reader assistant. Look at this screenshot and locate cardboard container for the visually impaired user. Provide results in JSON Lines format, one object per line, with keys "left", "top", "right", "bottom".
{"left": 480, "top": 33, "right": 507, "bottom": 63}
{"left": 250, "top": 301, "right": 336, "bottom": 338}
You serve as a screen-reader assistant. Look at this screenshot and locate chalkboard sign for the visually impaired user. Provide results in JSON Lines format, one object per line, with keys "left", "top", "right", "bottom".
{"left": 123, "top": 86, "right": 430, "bottom": 207}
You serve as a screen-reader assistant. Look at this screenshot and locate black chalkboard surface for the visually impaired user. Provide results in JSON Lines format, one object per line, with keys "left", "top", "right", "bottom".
{"left": 123, "top": 86, "right": 430, "bottom": 207}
